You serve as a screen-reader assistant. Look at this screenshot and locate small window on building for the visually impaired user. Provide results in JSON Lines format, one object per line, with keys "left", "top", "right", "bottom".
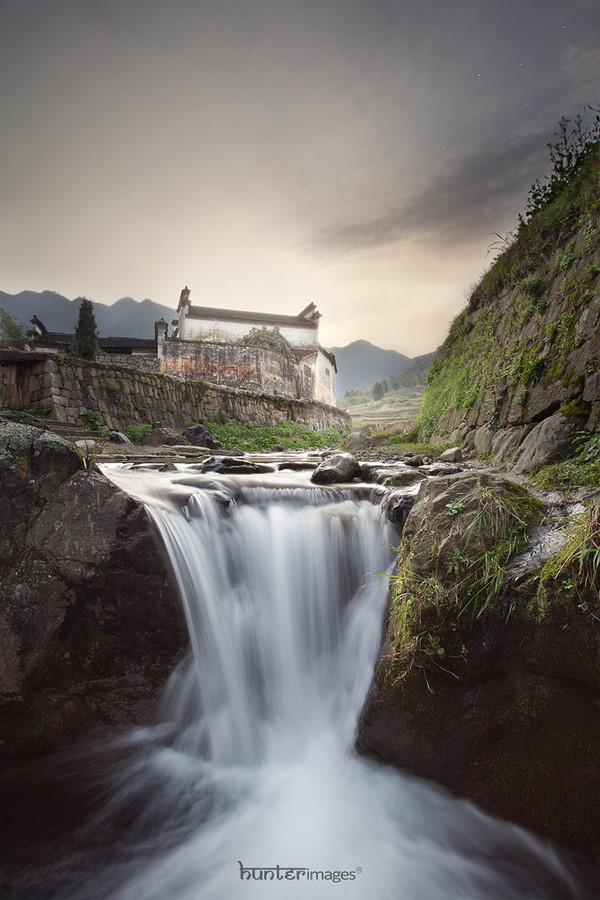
{"left": 325, "top": 367, "right": 330, "bottom": 377}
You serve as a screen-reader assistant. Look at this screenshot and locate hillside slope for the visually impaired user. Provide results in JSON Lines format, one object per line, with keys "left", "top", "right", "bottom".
{"left": 418, "top": 136, "right": 599, "bottom": 451}
{"left": 358, "top": 124, "right": 600, "bottom": 857}
{"left": 328, "top": 339, "right": 412, "bottom": 398}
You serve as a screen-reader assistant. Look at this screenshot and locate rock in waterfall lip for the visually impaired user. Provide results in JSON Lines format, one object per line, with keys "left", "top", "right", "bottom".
{"left": 311, "top": 452, "right": 362, "bottom": 485}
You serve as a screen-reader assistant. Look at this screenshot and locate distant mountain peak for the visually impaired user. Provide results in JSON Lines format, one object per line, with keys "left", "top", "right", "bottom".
{"left": 327, "top": 341, "right": 417, "bottom": 398}
{"left": 0, "top": 290, "right": 176, "bottom": 339}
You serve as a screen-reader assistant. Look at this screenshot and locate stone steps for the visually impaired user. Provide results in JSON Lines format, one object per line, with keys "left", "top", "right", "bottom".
{"left": 42, "top": 419, "right": 107, "bottom": 440}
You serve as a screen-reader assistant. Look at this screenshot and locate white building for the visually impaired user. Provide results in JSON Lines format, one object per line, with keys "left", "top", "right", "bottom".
{"left": 171, "top": 289, "right": 337, "bottom": 406}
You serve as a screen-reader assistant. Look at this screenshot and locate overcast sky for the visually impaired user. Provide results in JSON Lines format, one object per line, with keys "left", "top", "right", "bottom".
{"left": 1, "top": 0, "right": 598, "bottom": 353}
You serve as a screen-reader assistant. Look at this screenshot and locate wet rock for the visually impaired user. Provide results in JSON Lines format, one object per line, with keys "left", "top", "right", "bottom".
{"left": 0, "top": 422, "right": 81, "bottom": 566}
{"left": 278, "top": 461, "right": 318, "bottom": 471}
{"left": 311, "top": 452, "right": 361, "bottom": 484}
{"left": 381, "top": 490, "right": 418, "bottom": 530}
{"left": 403, "top": 454, "right": 424, "bottom": 467}
{"left": 182, "top": 424, "right": 222, "bottom": 449}
{"left": 360, "top": 462, "right": 406, "bottom": 484}
{"left": 107, "top": 431, "right": 132, "bottom": 444}
{"left": 419, "top": 464, "right": 462, "bottom": 476}
{"left": 383, "top": 469, "right": 428, "bottom": 488}
{"left": 209, "top": 447, "right": 244, "bottom": 457}
{"left": 357, "top": 472, "right": 600, "bottom": 855}
{"left": 201, "top": 456, "right": 275, "bottom": 475}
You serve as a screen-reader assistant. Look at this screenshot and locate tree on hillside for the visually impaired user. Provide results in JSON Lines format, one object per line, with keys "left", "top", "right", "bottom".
{"left": 0, "top": 308, "right": 29, "bottom": 349}
{"left": 71, "top": 297, "right": 100, "bottom": 360}
{"left": 523, "top": 108, "right": 599, "bottom": 222}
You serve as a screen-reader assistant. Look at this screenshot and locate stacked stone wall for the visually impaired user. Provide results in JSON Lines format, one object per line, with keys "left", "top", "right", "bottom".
{"left": 0, "top": 357, "right": 348, "bottom": 431}
{"left": 95, "top": 354, "right": 161, "bottom": 374}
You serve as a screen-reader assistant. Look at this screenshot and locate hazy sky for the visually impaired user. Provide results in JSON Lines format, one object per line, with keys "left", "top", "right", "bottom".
{"left": 1, "top": 0, "right": 598, "bottom": 353}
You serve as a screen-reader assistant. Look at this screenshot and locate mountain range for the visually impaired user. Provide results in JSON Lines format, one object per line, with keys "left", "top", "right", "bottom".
{"left": 0, "top": 290, "right": 176, "bottom": 339}
{"left": 0, "top": 291, "right": 434, "bottom": 399}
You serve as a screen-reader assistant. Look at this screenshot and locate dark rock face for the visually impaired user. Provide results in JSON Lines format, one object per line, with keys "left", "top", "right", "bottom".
{"left": 182, "top": 423, "right": 221, "bottom": 449}
{"left": 357, "top": 629, "right": 600, "bottom": 857}
{"left": 357, "top": 472, "right": 600, "bottom": 855}
{"left": 0, "top": 422, "right": 186, "bottom": 756}
{"left": 381, "top": 490, "right": 417, "bottom": 529}
{"left": 311, "top": 452, "right": 361, "bottom": 484}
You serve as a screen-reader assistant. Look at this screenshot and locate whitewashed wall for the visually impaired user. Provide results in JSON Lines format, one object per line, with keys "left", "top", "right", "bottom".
{"left": 180, "top": 315, "right": 317, "bottom": 350}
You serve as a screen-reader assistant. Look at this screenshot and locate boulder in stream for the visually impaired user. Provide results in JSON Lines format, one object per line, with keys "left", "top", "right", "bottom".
{"left": 201, "top": 456, "right": 275, "bottom": 474}
{"left": 311, "top": 452, "right": 361, "bottom": 484}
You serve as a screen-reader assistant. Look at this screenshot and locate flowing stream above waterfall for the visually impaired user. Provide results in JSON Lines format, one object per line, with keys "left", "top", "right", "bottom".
{"left": 5, "top": 463, "right": 592, "bottom": 899}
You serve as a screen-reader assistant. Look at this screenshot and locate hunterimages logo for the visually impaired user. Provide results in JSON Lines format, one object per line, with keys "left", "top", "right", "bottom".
{"left": 237, "top": 862, "right": 362, "bottom": 883}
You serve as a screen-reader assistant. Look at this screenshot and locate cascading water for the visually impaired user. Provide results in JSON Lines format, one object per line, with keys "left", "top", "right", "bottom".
{"left": 5, "top": 464, "right": 591, "bottom": 899}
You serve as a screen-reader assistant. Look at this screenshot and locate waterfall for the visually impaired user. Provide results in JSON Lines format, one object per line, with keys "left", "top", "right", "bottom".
{"left": 104, "top": 465, "right": 397, "bottom": 770}
{"left": 9, "top": 464, "right": 588, "bottom": 899}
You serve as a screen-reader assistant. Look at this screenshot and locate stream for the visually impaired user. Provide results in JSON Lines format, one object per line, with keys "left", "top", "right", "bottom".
{"left": 2, "top": 463, "right": 592, "bottom": 899}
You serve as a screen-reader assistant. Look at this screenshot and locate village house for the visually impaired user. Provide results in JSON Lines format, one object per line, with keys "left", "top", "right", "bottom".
{"left": 29, "top": 290, "right": 338, "bottom": 408}
{"left": 167, "top": 288, "right": 337, "bottom": 406}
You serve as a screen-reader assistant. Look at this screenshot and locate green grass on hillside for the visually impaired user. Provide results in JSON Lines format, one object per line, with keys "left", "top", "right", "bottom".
{"left": 417, "top": 137, "right": 600, "bottom": 440}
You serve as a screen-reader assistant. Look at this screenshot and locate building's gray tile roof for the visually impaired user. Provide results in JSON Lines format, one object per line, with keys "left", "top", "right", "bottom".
{"left": 186, "top": 306, "right": 319, "bottom": 329}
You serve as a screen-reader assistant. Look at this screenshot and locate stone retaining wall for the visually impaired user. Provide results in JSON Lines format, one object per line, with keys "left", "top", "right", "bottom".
{"left": 0, "top": 357, "right": 348, "bottom": 431}
{"left": 157, "top": 338, "right": 312, "bottom": 399}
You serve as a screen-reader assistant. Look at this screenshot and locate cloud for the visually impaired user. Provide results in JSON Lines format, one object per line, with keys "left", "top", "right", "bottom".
{"left": 312, "top": 127, "right": 557, "bottom": 256}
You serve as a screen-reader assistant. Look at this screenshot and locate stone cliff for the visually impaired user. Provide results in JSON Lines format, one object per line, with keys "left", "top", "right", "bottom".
{"left": 419, "top": 135, "right": 599, "bottom": 471}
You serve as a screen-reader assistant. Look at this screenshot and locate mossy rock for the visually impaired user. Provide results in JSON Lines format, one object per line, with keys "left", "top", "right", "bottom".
{"left": 358, "top": 473, "right": 600, "bottom": 854}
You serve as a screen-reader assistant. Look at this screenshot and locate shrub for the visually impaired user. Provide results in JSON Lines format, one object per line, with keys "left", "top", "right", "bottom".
{"left": 237, "top": 327, "right": 291, "bottom": 361}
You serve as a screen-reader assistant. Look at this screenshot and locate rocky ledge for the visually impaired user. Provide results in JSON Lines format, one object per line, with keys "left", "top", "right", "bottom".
{"left": 0, "top": 419, "right": 187, "bottom": 756}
